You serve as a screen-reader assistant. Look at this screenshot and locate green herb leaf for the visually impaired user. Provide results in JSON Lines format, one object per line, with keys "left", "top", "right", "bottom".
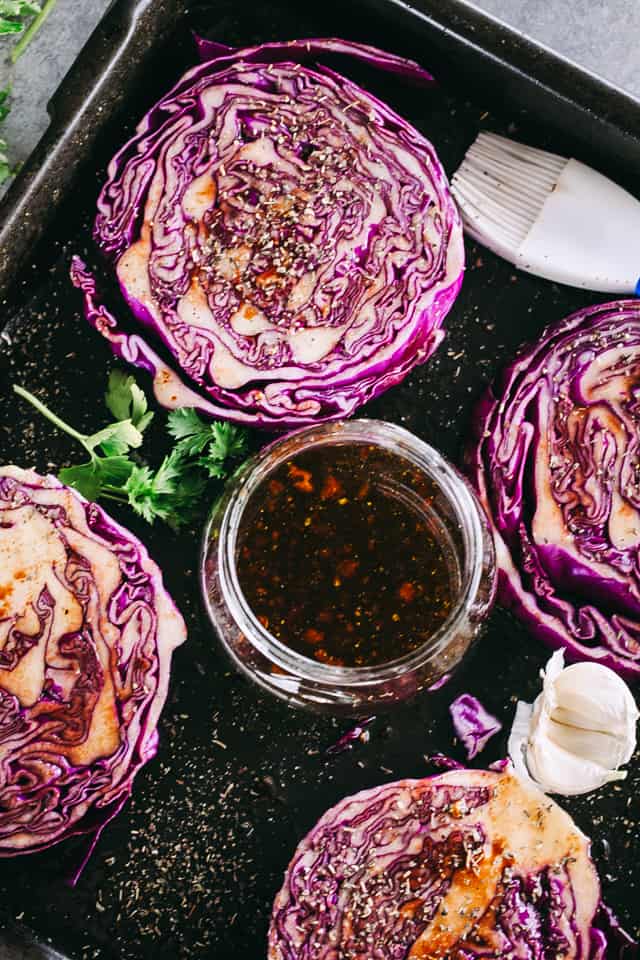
{"left": 124, "top": 464, "right": 160, "bottom": 524}
{"left": 105, "top": 370, "right": 135, "bottom": 420}
{"left": 124, "top": 449, "right": 209, "bottom": 529}
{"left": 86, "top": 418, "right": 144, "bottom": 454}
{"left": 168, "top": 408, "right": 248, "bottom": 467}
{"left": 207, "top": 421, "right": 248, "bottom": 463}
{"left": 59, "top": 456, "right": 135, "bottom": 501}
{"left": 99, "top": 438, "right": 129, "bottom": 457}
{"left": 168, "top": 408, "right": 218, "bottom": 458}
{"left": 98, "top": 456, "right": 136, "bottom": 487}
{"left": 151, "top": 448, "right": 186, "bottom": 495}
{"left": 58, "top": 461, "right": 103, "bottom": 501}
{"left": 131, "top": 387, "right": 153, "bottom": 432}
{"left": 13, "top": 383, "right": 145, "bottom": 458}
{"left": 165, "top": 470, "right": 208, "bottom": 527}
{"left": 196, "top": 457, "right": 228, "bottom": 480}
{"left": 105, "top": 369, "right": 154, "bottom": 433}
{"left": 167, "top": 407, "right": 207, "bottom": 441}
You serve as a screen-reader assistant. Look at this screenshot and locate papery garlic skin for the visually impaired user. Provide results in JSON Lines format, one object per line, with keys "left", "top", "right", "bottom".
{"left": 508, "top": 650, "right": 639, "bottom": 797}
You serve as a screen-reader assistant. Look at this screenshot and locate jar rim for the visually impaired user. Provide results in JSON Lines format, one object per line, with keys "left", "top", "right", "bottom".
{"left": 201, "top": 419, "right": 491, "bottom": 687}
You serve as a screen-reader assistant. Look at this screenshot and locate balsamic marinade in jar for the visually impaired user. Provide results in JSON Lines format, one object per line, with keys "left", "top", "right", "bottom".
{"left": 235, "top": 443, "right": 457, "bottom": 668}
{"left": 202, "top": 420, "right": 496, "bottom": 712}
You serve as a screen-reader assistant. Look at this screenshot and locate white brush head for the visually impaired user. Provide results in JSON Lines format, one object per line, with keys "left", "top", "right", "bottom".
{"left": 451, "top": 132, "right": 640, "bottom": 294}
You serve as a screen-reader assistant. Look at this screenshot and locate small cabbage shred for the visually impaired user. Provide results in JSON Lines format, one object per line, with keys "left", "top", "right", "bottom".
{"left": 269, "top": 767, "right": 634, "bottom": 958}
{"left": 0, "top": 466, "right": 186, "bottom": 855}
{"left": 73, "top": 37, "right": 464, "bottom": 428}
{"left": 449, "top": 692, "right": 502, "bottom": 759}
{"left": 469, "top": 300, "right": 640, "bottom": 678}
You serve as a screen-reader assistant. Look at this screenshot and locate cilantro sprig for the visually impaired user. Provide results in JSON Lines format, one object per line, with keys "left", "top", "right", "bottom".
{"left": 13, "top": 372, "right": 249, "bottom": 529}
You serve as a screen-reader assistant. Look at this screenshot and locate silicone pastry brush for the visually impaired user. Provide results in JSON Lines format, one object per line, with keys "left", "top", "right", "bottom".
{"left": 451, "top": 131, "right": 640, "bottom": 293}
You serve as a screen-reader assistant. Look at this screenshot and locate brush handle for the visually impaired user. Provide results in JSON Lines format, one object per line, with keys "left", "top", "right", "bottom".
{"left": 517, "top": 159, "right": 640, "bottom": 294}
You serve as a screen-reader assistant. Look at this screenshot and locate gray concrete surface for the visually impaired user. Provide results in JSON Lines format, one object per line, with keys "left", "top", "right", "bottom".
{"left": 475, "top": 0, "right": 640, "bottom": 97}
{"left": 0, "top": 0, "right": 110, "bottom": 165}
{"left": 0, "top": 0, "right": 639, "bottom": 176}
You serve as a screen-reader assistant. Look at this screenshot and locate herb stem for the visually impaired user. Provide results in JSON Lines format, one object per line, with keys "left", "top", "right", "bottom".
{"left": 100, "top": 491, "right": 129, "bottom": 504}
{"left": 10, "top": 0, "right": 58, "bottom": 63}
{"left": 13, "top": 384, "right": 89, "bottom": 447}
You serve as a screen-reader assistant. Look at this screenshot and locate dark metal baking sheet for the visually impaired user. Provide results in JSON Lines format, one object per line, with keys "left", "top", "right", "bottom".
{"left": 0, "top": 1, "right": 639, "bottom": 957}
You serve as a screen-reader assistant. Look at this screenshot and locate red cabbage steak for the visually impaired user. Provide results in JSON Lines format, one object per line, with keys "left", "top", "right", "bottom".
{"left": 269, "top": 768, "right": 631, "bottom": 958}
{"left": 72, "top": 37, "right": 464, "bottom": 428}
{"left": 0, "top": 466, "right": 186, "bottom": 855}
{"left": 469, "top": 300, "right": 640, "bottom": 678}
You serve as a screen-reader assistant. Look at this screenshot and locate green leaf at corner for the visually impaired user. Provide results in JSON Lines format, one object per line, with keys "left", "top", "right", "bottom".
{"left": 0, "top": 1, "right": 41, "bottom": 14}
{"left": 0, "top": 1, "right": 41, "bottom": 35}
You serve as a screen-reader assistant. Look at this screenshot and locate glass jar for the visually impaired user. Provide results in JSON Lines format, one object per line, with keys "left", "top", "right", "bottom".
{"left": 201, "top": 420, "right": 496, "bottom": 714}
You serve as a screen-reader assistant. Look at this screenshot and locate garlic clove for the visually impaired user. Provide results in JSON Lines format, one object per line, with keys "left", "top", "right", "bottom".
{"left": 551, "top": 662, "right": 639, "bottom": 741}
{"left": 508, "top": 650, "right": 638, "bottom": 797}
{"left": 540, "top": 648, "right": 564, "bottom": 711}
{"left": 527, "top": 720, "right": 627, "bottom": 796}
{"left": 544, "top": 716, "right": 633, "bottom": 770}
{"left": 508, "top": 697, "right": 627, "bottom": 795}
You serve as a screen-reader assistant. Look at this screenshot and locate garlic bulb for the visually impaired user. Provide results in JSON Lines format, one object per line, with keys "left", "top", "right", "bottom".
{"left": 508, "top": 650, "right": 639, "bottom": 796}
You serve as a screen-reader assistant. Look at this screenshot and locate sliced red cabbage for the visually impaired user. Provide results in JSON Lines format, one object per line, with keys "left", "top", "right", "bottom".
{"left": 269, "top": 767, "right": 617, "bottom": 958}
{"left": 449, "top": 692, "right": 502, "bottom": 759}
{"left": 469, "top": 300, "right": 640, "bottom": 678}
{"left": 76, "top": 37, "right": 464, "bottom": 428}
{"left": 426, "top": 752, "right": 464, "bottom": 770}
{"left": 325, "top": 717, "right": 375, "bottom": 756}
{"left": 0, "top": 466, "right": 186, "bottom": 855}
{"left": 194, "top": 36, "right": 437, "bottom": 84}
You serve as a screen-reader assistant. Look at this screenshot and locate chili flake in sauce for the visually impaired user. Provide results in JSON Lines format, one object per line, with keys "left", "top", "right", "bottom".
{"left": 236, "top": 444, "right": 455, "bottom": 667}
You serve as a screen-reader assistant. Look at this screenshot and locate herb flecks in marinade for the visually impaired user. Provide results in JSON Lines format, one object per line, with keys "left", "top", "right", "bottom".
{"left": 236, "top": 443, "right": 454, "bottom": 667}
